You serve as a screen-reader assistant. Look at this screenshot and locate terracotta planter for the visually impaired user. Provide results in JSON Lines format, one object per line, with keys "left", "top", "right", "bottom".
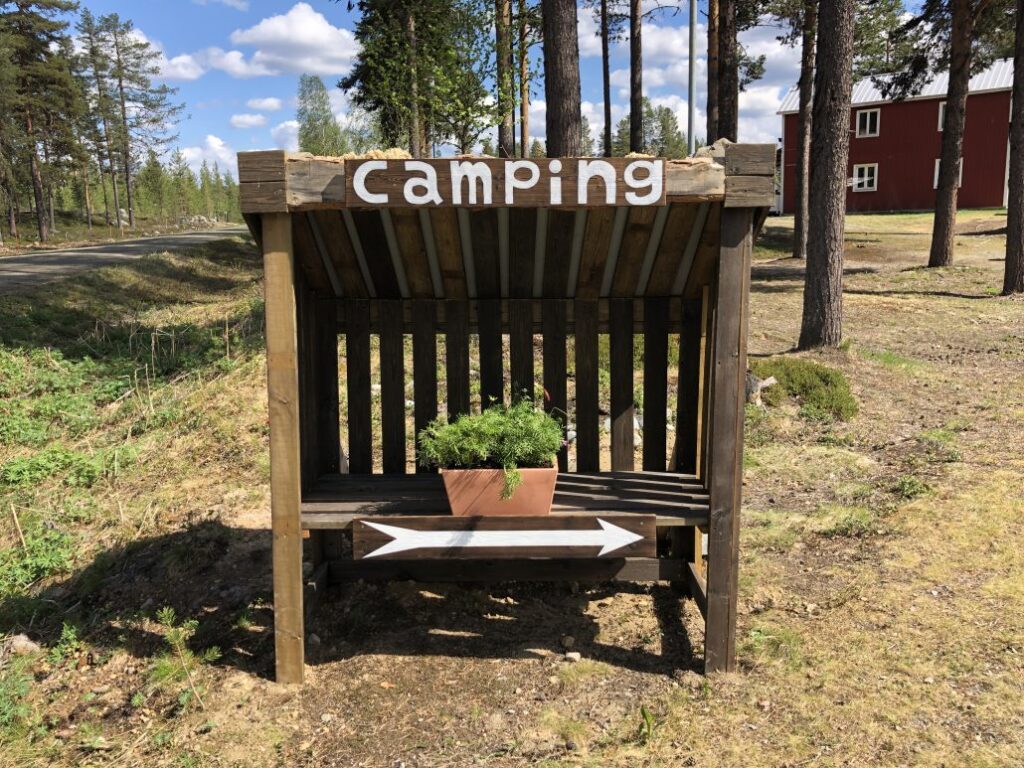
{"left": 440, "top": 467, "right": 557, "bottom": 517}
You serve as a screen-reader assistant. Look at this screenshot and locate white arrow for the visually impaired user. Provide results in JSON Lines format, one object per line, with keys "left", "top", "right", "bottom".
{"left": 361, "top": 518, "right": 644, "bottom": 559}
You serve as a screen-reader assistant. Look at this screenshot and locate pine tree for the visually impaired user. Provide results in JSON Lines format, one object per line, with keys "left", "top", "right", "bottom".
{"left": 480, "top": 136, "right": 496, "bottom": 155}
{"left": 298, "top": 74, "right": 349, "bottom": 155}
{"left": 1, "top": 0, "right": 80, "bottom": 242}
{"left": 580, "top": 114, "right": 596, "bottom": 156}
{"left": 136, "top": 149, "right": 167, "bottom": 222}
{"left": 529, "top": 137, "right": 545, "bottom": 157}
{"left": 542, "top": 0, "right": 582, "bottom": 156}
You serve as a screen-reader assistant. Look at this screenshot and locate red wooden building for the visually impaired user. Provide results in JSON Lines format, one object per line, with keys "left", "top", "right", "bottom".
{"left": 778, "top": 60, "right": 1013, "bottom": 214}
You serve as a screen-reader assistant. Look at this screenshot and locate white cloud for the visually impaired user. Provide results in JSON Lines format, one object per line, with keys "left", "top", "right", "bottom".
{"left": 577, "top": 10, "right": 602, "bottom": 58}
{"left": 183, "top": 134, "right": 238, "bottom": 176}
{"left": 271, "top": 120, "right": 300, "bottom": 152}
{"left": 200, "top": 46, "right": 274, "bottom": 78}
{"left": 193, "top": 0, "right": 250, "bottom": 10}
{"left": 160, "top": 52, "right": 206, "bottom": 81}
{"left": 230, "top": 113, "right": 267, "bottom": 129}
{"left": 228, "top": 2, "right": 358, "bottom": 76}
{"left": 247, "top": 97, "right": 283, "bottom": 111}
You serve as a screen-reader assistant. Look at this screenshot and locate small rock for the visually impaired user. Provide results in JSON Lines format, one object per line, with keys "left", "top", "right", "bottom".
{"left": 565, "top": 739, "right": 578, "bottom": 751}
{"left": 560, "top": 635, "right": 575, "bottom": 650}
{"left": 7, "top": 634, "right": 41, "bottom": 656}
{"left": 564, "top": 652, "right": 582, "bottom": 663}
{"left": 321, "top": 713, "right": 334, "bottom": 723}
{"left": 308, "top": 634, "right": 321, "bottom": 646}
{"left": 548, "top": 675, "right": 560, "bottom": 685}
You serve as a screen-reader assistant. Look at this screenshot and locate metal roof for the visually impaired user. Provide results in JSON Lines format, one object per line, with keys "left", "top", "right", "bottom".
{"left": 778, "top": 58, "right": 1014, "bottom": 114}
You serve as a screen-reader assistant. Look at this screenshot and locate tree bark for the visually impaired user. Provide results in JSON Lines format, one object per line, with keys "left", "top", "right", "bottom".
{"left": 798, "top": 0, "right": 855, "bottom": 350}
{"left": 8, "top": 201, "right": 17, "bottom": 240}
{"left": 25, "top": 111, "right": 49, "bottom": 243}
{"left": 793, "top": 0, "right": 817, "bottom": 261}
{"left": 1006, "top": 0, "right": 1024, "bottom": 294}
{"left": 707, "top": 0, "right": 719, "bottom": 142}
{"left": 406, "top": 11, "right": 421, "bottom": 157}
{"left": 542, "top": 0, "right": 582, "bottom": 156}
{"left": 601, "top": 0, "right": 612, "bottom": 156}
{"left": 112, "top": 28, "right": 136, "bottom": 228}
{"left": 929, "top": 0, "right": 974, "bottom": 268}
{"left": 497, "top": 0, "right": 515, "bottom": 156}
{"left": 717, "top": 0, "right": 738, "bottom": 141}
{"left": 519, "top": 0, "right": 530, "bottom": 158}
{"left": 629, "top": 0, "right": 643, "bottom": 152}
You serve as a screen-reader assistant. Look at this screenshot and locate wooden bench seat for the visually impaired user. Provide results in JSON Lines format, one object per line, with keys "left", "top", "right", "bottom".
{"left": 301, "top": 471, "right": 710, "bottom": 529}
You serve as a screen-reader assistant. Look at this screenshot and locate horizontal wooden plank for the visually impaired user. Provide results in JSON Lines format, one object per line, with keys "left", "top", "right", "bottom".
{"left": 286, "top": 154, "right": 346, "bottom": 208}
{"left": 238, "top": 150, "right": 286, "bottom": 183}
{"left": 240, "top": 181, "right": 287, "bottom": 213}
{"left": 688, "top": 562, "right": 708, "bottom": 618}
{"left": 724, "top": 176, "right": 775, "bottom": 208}
{"left": 664, "top": 157, "right": 725, "bottom": 200}
{"left": 352, "top": 514, "right": 656, "bottom": 560}
{"left": 723, "top": 143, "right": 776, "bottom": 177}
{"left": 327, "top": 556, "right": 688, "bottom": 583}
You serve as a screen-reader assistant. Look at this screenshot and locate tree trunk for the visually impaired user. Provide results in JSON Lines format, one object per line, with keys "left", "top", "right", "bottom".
{"left": 8, "top": 203, "right": 17, "bottom": 240}
{"left": 25, "top": 111, "right": 49, "bottom": 243}
{"left": 629, "top": 0, "right": 643, "bottom": 152}
{"left": 406, "top": 11, "right": 421, "bottom": 157}
{"left": 542, "top": 0, "right": 582, "bottom": 156}
{"left": 112, "top": 29, "right": 136, "bottom": 228}
{"left": 929, "top": 0, "right": 974, "bottom": 268}
{"left": 798, "top": 0, "right": 855, "bottom": 350}
{"left": 519, "top": 0, "right": 530, "bottom": 158}
{"left": 707, "top": 0, "right": 719, "bottom": 142}
{"left": 601, "top": 0, "right": 612, "bottom": 156}
{"left": 497, "top": 0, "right": 515, "bottom": 157}
{"left": 83, "top": 162, "right": 93, "bottom": 231}
{"left": 793, "top": 0, "right": 817, "bottom": 261}
{"left": 1005, "top": 0, "right": 1024, "bottom": 294}
{"left": 717, "top": 0, "right": 738, "bottom": 141}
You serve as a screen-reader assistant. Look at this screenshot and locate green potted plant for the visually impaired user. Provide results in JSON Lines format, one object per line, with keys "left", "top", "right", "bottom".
{"left": 418, "top": 400, "right": 564, "bottom": 516}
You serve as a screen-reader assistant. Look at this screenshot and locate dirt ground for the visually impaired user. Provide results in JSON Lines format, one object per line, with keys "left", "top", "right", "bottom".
{"left": 1, "top": 209, "right": 1022, "bottom": 767}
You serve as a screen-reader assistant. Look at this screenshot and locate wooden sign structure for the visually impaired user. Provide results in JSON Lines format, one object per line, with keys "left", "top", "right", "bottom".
{"left": 346, "top": 158, "right": 667, "bottom": 208}
{"left": 353, "top": 515, "right": 656, "bottom": 560}
{"left": 239, "top": 142, "right": 776, "bottom": 684}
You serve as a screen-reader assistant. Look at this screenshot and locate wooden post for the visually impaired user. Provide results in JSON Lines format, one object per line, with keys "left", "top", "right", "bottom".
{"left": 262, "top": 212, "right": 305, "bottom": 684}
{"left": 704, "top": 207, "right": 751, "bottom": 673}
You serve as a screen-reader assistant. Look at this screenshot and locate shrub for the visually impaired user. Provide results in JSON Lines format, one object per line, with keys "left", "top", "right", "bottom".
{"left": 418, "top": 400, "right": 564, "bottom": 498}
{"left": 751, "top": 357, "right": 858, "bottom": 422}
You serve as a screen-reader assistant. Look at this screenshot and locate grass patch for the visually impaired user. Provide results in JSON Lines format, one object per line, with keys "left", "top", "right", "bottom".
{"left": 892, "top": 475, "right": 931, "bottom": 500}
{"left": 751, "top": 357, "right": 858, "bottom": 422}
{"left": 0, "top": 516, "right": 74, "bottom": 597}
{"left": 555, "top": 659, "right": 612, "bottom": 687}
{"left": 740, "top": 625, "right": 804, "bottom": 668}
{"left": 858, "top": 347, "right": 924, "bottom": 372}
{"left": 815, "top": 505, "right": 876, "bottom": 538}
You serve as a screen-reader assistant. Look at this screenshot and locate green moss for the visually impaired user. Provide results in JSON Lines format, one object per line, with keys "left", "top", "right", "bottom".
{"left": 751, "top": 357, "right": 858, "bottom": 422}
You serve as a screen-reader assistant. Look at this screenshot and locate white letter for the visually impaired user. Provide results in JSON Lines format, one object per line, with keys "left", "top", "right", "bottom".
{"left": 450, "top": 161, "right": 493, "bottom": 205}
{"left": 504, "top": 160, "right": 540, "bottom": 204}
{"left": 577, "top": 159, "right": 616, "bottom": 205}
{"left": 624, "top": 160, "right": 663, "bottom": 205}
{"left": 549, "top": 159, "right": 562, "bottom": 205}
{"left": 353, "top": 160, "right": 389, "bottom": 205}
{"left": 403, "top": 161, "right": 442, "bottom": 205}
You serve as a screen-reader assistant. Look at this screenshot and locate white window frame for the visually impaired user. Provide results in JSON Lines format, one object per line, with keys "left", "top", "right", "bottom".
{"left": 934, "top": 158, "right": 963, "bottom": 189}
{"left": 937, "top": 101, "right": 946, "bottom": 131}
{"left": 852, "top": 163, "right": 878, "bottom": 192}
{"left": 855, "top": 108, "right": 881, "bottom": 138}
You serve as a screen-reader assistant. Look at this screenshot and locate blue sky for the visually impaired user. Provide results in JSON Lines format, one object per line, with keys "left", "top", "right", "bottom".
{"left": 79, "top": 0, "right": 803, "bottom": 177}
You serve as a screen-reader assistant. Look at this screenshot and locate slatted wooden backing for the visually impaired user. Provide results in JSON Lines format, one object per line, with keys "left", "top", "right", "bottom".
{"left": 412, "top": 300, "right": 437, "bottom": 472}
{"left": 345, "top": 300, "right": 372, "bottom": 474}
{"left": 509, "top": 299, "right": 534, "bottom": 397}
{"left": 609, "top": 299, "right": 635, "bottom": 471}
{"left": 642, "top": 297, "right": 669, "bottom": 471}
{"left": 574, "top": 300, "right": 600, "bottom": 471}
{"left": 478, "top": 299, "right": 503, "bottom": 408}
{"left": 379, "top": 300, "right": 406, "bottom": 473}
{"left": 445, "top": 301, "right": 471, "bottom": 418}
{"left": 542, "top": 300, "right": 569, "bottom": 472}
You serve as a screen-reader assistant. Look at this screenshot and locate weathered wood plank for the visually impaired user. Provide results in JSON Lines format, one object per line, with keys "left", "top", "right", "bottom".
{"left": 609, "top": 298, "right": 635, "bottom": 471}
{"left": 642, "top": 298, "right": 669, "bottom": 472}
{"left": 543, "top": 210, "right": 576, "bottom": 297}
{"left": 613, "top": 207, "right": 658, "bottom": 296}
{"left": 390, "top": 209, "right": 435, "bottom": 298}
{"left": 508, "top": 208, "right": 537, "bottom": 298}
{"left": 723, "top": 143, "right": 776, "bottom": 176}
{"left": 478, "top": 299, "right": 503, "bottom": 408}
{"left": 470, "top": 209, "right": 500, "bottom": 298}
{"left": 574, "top": 207, "right": 618, "bottom": 299}
{"left": 239, "top": 150, "right": 286, "bottom": 183}
{"left": 674, "top": 298, "right": 702, "bottom": 475}
{"left": 445, "top": 301, "right": 471, "bottom": 418}
{"left": 345, "top": 300, "right": 372, "bottom": 474}
{"left": 349, "top": 209, "right": 401, "bottom": 298}
{"left": 542, "top": 300, "right": 569, "bottom": 472}
{"left": 724, "top": 176, "right": 775, "bottom": 208}
{"left": 412, "top": 301, "right": 438, "bottom": 473}
{"left": 310, "top": 210, "right": 367, "bottom": 297}
{"left": 379, "top": 300, "right": 407, "bottom": 473}
{"left": 705, "top": 208, "right": 752, "bottom": 674}
{"left": 509, "top": 299, "right": 534, "bottom": 398}
{"left": 664, "top": 157, "right": 725, "bottom": 200}
{"left": 574, "top": 300, "right": 600, "bottom": 471}
{"left": 261, "top": 212, "right": 304, "bottom": 684}
{"left": 290, "top": 212, "right": 332, "bottom": 295}
{"left": 647, "top": 204, "right": 699, "bottom": 295}
{"left": 352, "top": 514, "right": 657, "bottom": 560}
{"left": 429, "top": 208, "right": 467, "bottom": 299}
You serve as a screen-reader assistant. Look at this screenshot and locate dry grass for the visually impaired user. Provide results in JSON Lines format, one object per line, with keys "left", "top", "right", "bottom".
{"left": 1, "top": 210, "right": 1022, "bottom": 767}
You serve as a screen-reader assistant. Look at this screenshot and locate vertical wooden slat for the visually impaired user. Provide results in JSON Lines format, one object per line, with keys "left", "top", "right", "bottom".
{"left": 699, "top": 285, "right": 716, "bottom": 483}
{"left": 470, "top": 210, "right": 500, "bottom": 298}
{"left": 379, "top": 300, "right": 407, "bottom": 473}
{"left": 542, "top": 300, "right": 569, "bottom": 472}
{"left": 261, "top": 212, "right": 303, "bottom": 684}
{"left": 613, "top": 207, "right": 658, "bottom": 296}
{"left": 391, "top": 209, "right": 434, "bottom": 297}
{"left": 575, "top": 208, "right": 617, "bottom": 299}
{"left": 574, "top": 300, "right": 600, "bottom": 471}
{"left": 478, "top": 299, "right": 503, "bottom": 408}
{"left": 314, "top": 298, "right": 341, "bottom": 476}
{"left": 674, "top": 298, "right": 702, "bottom": 474}
{"left": 642, "top": 297, "right": 668, "bottom": 472}
{"left": 609, "top": 298, "right": 635, "bottom": 471}
{"left": 412, "top": 301, "right": 438, "bottom": 473}
{"left": 345, "top": 300, "right": 372, "bottom": 474}
{"left": 509, "top": 208, "right": 537, "bottom": 297}
{"left": 430, "top": 209, "right": 466, "bottom": 299}
{"left": 705, "top": 208, "right": 752, "bottom": 674}
{"left": 543, "top": 210, "right": 575, "bottom": 297}
{"left": 350, "top": 210, "right": 400, "bottom": 297}
{"left": 445, "top": 301, "right": 471, "bottom": 418}
{"left": 509, "top": 299, "right": 534, "bottom": 398}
